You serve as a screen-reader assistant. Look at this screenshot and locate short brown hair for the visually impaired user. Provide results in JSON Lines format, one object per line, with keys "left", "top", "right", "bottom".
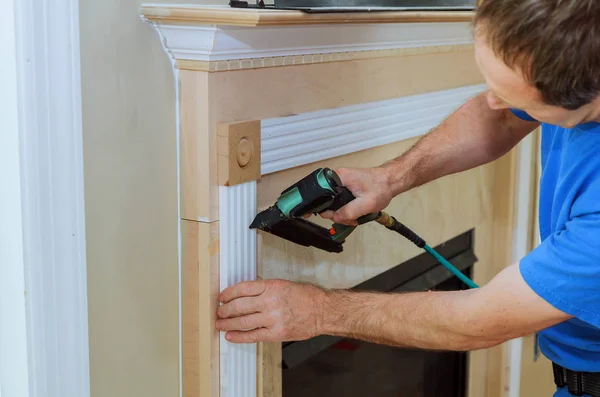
{"left": 474, "top": 0, "right": 600, "bottom": 110}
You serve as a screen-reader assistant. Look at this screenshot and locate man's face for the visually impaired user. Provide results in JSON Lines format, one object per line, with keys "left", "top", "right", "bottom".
{"left": 473, "top": 34, "right": 598, "bottom": 128}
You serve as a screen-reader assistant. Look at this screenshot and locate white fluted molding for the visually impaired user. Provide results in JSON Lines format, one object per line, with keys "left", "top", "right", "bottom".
{"left": 261, "top": 83, "right": 487, "bottom": 175}
{"left": 219, "top": 182, "right": 258, "bottom": 397}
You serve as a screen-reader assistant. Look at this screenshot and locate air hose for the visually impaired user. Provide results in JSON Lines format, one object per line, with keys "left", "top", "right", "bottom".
{"left": 374, "top": 212, "right": 479, "bottom": 289}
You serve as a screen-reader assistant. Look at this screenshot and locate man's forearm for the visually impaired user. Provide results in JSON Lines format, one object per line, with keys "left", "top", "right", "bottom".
{"left": 317, "top": 288, "right": 503, "bottom": 351}
{"left": 379, "top": 93, "right": 539, "bottom": 196}
{"left": 313, "top": 264, "right": 571, "bottom": 352}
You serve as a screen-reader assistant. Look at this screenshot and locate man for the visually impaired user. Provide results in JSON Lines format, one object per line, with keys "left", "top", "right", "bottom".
{"left": 216, "top": 1, "right": 600, "bottom": 395}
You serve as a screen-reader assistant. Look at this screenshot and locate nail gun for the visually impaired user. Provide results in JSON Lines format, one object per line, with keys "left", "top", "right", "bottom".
{"left": 249, "top": 167, "right": 479, "bottom": 288}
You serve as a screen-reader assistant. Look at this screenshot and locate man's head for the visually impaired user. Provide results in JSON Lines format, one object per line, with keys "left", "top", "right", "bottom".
{"left": 473, "top": 0, "right": 600, "bottom": 127}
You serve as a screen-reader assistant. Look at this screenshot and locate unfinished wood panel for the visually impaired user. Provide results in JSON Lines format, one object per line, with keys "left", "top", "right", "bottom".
{"left": 257, "top": 233, "right": 282, "bottom": 397}
{"left": 181, "top": 219, "right": 220, "bottom": 397}
{"left": 257, "top": 137, "right": 493, "bottom": 288}
{"left": 485, "top": 148, "right": 518, "bottom": 397}
{"left": 208, "top": 48, "right": 483, "bottom": 124}
{"left": 180, "top": 70, "right": 219, "bottom": 222}
{"left": 217, "top": 120, "right": 261, "bottom": 186}
{"left": 485, "top": 136, "right": 539, "bottom": 397}
{"left": 519, "top": 128, "right": 555, "bottom": 395}
{"left": 256, "top": 142, "right": 515, "bottom": 397}
{"left": 177, "top": 44, "right": 474, "bottom": 73}
{"left": 468, "top": 217, "right": 495, "bottom": 397}
{"left": 519, "top": 334, "right": 555, "bottom": 397}
{"left": 141, "top": 5, "right": 474, "bottom": 26}
{"left": 203, "top": 41, "right": 486, "bottom": 397}
{"left": 188, "top": 47, "right": 482, "bottom": 223}
{"left": 257, "top": 343, "right": 282, "bottom": 397}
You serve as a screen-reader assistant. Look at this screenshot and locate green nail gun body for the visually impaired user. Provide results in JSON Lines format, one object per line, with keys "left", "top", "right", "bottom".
{"left": 250, "top": 168, "right": 383, "bottom": 253}
{"left": 250, "top": 167, "right": 479, "bottom": 289}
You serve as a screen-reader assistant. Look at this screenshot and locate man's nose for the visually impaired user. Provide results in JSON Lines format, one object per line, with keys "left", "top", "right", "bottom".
{"left": 486, "top": 91, "right": 509, "bottom": 110}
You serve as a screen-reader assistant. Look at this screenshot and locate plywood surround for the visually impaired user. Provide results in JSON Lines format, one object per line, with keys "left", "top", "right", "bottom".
{"left": 181, "top": 220, "right": 220, "bottom": 397}
{"left": 140, "top": 5, "right": 522, "bottom": 397}
{"left": 179, "top": 49, "right": 483, "bottom": 222}
{"left": 257, "top": 141, "right": 515, "bottom": 397}
{"left": 258, "top": 138, "right": 494, "bottom": 288}
{"left": 141, "top": 5, "right": 474, "bottom": 26}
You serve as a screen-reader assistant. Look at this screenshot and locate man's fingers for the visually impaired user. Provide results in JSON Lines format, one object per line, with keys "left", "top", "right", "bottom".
{"left": 216, "top": 313, "right": 271, "bottom": 332}
{"left": 319, "top": 210, "right": 335, "bottom": 220}
{"left": 332, "top": 205, "right": 359, "bottom": 226}
{"left": 333, "top": 197, "right": 377, "bottom": 226}
{"left": 219, "top": 280, "right": 266, "bottom": 303}
{"left": 217, "top": 297, "right": 262, "bottom": 319}
{"left": 224, "top": 328, "right": 275, "bottom": 344}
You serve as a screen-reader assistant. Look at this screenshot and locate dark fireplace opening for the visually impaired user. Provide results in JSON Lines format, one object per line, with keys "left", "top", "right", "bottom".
{"left": 282, "top": 230, "right": 476, "bottom": 397}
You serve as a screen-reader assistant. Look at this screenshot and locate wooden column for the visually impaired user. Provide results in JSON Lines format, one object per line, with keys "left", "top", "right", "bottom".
{"left": 178, "top": 70, "right": 221, "bottom": 397}
{"left": 178, "top": 65, "right": 263, "bottom": 397}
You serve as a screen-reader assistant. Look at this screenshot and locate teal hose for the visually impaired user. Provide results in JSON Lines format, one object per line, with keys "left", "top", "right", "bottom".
{"left": 424, "top": 244, "right": 479, "bottom": 289}
{"left": 376, "top": 212, "right": 479, "bottom": 289}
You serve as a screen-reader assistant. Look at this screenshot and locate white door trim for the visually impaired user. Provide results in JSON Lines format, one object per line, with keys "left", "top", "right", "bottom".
{"left": 0, "top": 0, "right": 30, "bottom": 393}
{"left": 0, "top": 0, "right": 91, "bottom": 394}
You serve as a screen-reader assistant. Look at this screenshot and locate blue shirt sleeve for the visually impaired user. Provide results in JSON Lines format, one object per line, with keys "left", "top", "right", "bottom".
{"left": 520, "top": 213, "right": 600, "bottom": 328}
{"left": 509, "top": 108, "right": 538, "bottom": 122}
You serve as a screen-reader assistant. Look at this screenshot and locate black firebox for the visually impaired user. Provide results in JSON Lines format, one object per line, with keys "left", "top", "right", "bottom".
{"left": 282, "top": 230, "right": 476, "bottom": 397}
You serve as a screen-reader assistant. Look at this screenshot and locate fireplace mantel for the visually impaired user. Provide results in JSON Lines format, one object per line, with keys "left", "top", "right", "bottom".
{"left": 141, "top": 5, "right": 524, "bottom": 397}
{"left": 141, "top": 5, "right": 475, "bottom": 71}
{"left": 141, "top": 4, "right": 474, "bottom": 26}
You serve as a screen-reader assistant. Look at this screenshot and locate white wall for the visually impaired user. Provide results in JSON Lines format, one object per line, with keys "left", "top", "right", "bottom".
{"left": 78, "top": 0, "right": 222, "bottom": 396}
{"left": 0, "top": 0, "right": 31, "bottom": 394}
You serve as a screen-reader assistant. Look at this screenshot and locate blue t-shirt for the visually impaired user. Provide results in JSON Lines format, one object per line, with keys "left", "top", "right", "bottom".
{"left": 511, "top": 109, "right": 600, "bottom": 397}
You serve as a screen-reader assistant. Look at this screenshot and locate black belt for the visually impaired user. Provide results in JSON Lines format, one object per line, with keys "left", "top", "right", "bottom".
{"left": 553, "top": 362, "right": 600, "bottom": 397}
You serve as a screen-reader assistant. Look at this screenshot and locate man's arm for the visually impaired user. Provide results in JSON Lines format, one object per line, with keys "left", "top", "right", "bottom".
{"left": 318, "top": 264, "right": 570, "bottom": 351}
{"left": 381, "top": 92, "right": 539, "bottom": 195}
{"left": 216, "top": 264, "right": 571, "bottom": 348}
{"left": 326, "top": 92, "right": 540, "bottom": 224}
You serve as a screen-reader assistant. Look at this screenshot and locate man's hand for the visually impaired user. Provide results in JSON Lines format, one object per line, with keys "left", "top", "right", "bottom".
{"left": 216, "top": 279, "right": 326, "bottom": 343}
{"left": 320, "top": 167, "right": 394, "bottom": 226}
{"left": 216, "top": 265, "right": 572, "bottom": 349}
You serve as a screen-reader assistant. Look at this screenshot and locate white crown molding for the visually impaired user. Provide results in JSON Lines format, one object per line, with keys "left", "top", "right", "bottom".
{"left": 260, "top": 83, "right": 487, "bottom": 175}
{"left": 219, "top": 183, "right": 258, "bottom": 397}
{"left": 3, "top": 0, "right": 91, "bottom": 395}
{"left": 151, "top": 21, "right": 473, "bottom": 61}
